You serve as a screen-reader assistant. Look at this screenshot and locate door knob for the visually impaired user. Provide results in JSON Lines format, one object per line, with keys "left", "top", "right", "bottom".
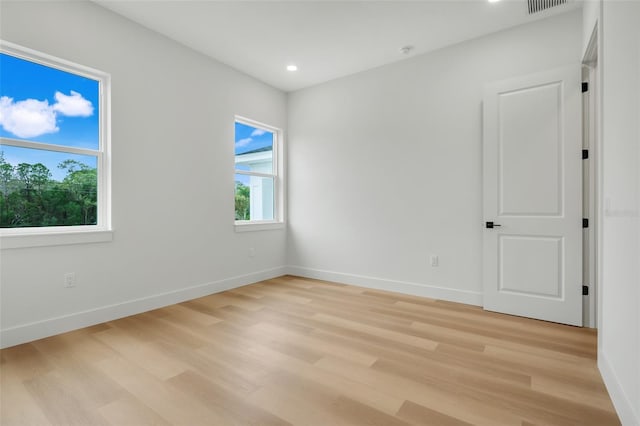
{"left": 486, "top": 221, "right": 502, "bottom": 229}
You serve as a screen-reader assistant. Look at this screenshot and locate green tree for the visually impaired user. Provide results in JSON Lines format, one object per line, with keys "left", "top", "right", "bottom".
{"left": 30, "top": 163, "right": 52, "bottom": 192}
{"left": 59, "top": 160, "right": 97, "bottom": 225}
{"left": 58, "top": 159, "right": 89, "bottom": 174}
{"left": 0, "top": 152, "right": 98, "bottom": 228}
{"left": 0, "top": 152, "right": 13, "bottom": 195}
{"left": 235, "top": 181, "right": 250, "bottom": 220}
{"left": 15, "top": 163, "right": 33, "bottom": 192}
{"left": 0, "top": 153, "right": 14, "bottom": 224}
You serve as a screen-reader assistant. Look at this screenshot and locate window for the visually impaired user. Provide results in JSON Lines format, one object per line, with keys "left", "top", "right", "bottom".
{"left": 0, "top": 41, "right": 111, "bottom": 245}
{"left": 234, "top": 117, "right": 283, "bottom": 229}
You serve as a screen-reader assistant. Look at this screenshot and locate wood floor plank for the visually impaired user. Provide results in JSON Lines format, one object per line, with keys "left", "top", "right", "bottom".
{"left": 313, "top": 312, "right": 440, "bottom": 351}
{"left": 162, "top": 303, "right": 223, "bottom": 327}
{"left": 92, "top": 328, "right": 188, "bottom": 381}
{"left": 0, "top": 275, "right": 620, "bottom": 425}
{"left": 531, "top": 375, "right": 618, "bottom": 413}
{"left": 153, "top": 339, "right": 263, "bottom": 396}
{"left": 315, "top": 355, "right": 525, "bottom": 426}
{"left": 257, "top": 369, "right": 412, "bottom": 426}
{"left": 167, "top": 370, "right": 291, "bottom": 426}
{"left": 98, "top": 395, "right": 171, "bottom": 426}
{"left": 23, "top": 370, "right": 111, "bottom": 426}
{"left": 384, "top": 305, "right": 595, "bottom": 359}
{"left": 92, "top": 356, "right": 230, "bottom": 425}
{"left": 242, "top": 335, "right": 406, "bottom": 416}
{"left": 371, "top": 356, "right": 616, "bottom": 426}
{"left": 248, "top": 322, "right": 379, "bottom": 366}
{"left": 0, "top": 365, "right": 51, "bottom": 426}
{"left": 396, "top": 400, "right": 474, "bottom": 426}
{"left": 0, "top": 343, "right": 54, "bottom": 381}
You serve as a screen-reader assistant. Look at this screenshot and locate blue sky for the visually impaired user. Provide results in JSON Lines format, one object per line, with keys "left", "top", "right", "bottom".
{"left": 0, "top": 52, "right": 99, "bottom": 181}
{"left": 235, "top": 121, "right": 273, "bottom": 155}
{"left": 234, "top": 122, "right": 273, "bottom": 186}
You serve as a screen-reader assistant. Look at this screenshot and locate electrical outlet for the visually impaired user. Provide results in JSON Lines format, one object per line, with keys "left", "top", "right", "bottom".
{"left": 64, "top": 272, "right": 76, "bottom": 288}
{"left": 430, "top": 255, "right": 439, "bottom": 267}
{"left": 248, "top": 247, "right": 256, "bottom": 258}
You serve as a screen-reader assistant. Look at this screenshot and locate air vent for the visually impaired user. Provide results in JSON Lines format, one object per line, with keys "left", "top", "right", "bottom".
{"left": 528, "top": 0, "right": 566, "bottom": 14}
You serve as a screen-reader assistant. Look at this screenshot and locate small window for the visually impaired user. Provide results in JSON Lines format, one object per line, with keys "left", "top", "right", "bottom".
{"left": 0, "top": 42, "right": 110, "bottom": 235}
{"left": 234, "top": 117, "right": 282, "bottom": 227}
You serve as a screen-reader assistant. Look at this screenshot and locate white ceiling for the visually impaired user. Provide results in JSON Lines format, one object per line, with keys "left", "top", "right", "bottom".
{"left": 93, "top": 0, "right": 581, "bottom": 92}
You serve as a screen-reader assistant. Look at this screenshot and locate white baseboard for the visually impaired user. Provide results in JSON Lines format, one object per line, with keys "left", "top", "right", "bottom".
{"left": 598, "top": 349, "right": 640, "bottom": 426}
{"left": 0, "top": 266, "right": 286, "bottom": 349}
{"left": 286, "top": 265, "right": 483, "bottom": 306}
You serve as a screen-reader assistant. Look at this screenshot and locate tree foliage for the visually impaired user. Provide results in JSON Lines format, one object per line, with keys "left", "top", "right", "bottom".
{"left": 235, "top": 181, "right": 250, "bottom": 220}
{"left": 0, "top": 151, "right": 98, "bottom": 228}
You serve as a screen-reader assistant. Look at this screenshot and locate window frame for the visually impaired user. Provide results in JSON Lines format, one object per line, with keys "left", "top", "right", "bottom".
{"left": 0, "top": 40, "right": 112, "bottom": 249}
{"left": 234, "top": 116, "right": 284, "bottom": 232}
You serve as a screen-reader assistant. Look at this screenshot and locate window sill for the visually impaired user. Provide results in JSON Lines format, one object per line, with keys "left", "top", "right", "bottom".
{"left": 234, "top": 221, "right": 285, "bottom": 233}
{"left": 1, "top": 228, "right": 113, "bottom": 249}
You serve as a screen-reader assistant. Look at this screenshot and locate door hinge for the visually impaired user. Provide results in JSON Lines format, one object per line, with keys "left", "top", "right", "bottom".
{"left": 582, "top": 82, "right": 589, "bottom": 93}
{"left": 583, "top": 218, "right": 589, "bottom": 228}
{"left": 582, "top": 285, "right": 589, "bottom": 296}
{"left": 582, "top": 149, "right": 589, "bottom": 159}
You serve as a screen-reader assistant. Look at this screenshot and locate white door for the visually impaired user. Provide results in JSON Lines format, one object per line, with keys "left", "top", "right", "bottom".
{"left": 483, "top": 65, "right": 582, "bottom": 326}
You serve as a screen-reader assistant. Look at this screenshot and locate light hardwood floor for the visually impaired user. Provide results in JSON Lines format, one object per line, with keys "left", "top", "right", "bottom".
{"left": 0, "top": 275, "right": 620, "bottom": 425}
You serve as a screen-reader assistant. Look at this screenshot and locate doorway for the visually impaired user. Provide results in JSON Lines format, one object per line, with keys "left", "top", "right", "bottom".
{"left": 582, "top": 25, "right": 599, "bottom": 329}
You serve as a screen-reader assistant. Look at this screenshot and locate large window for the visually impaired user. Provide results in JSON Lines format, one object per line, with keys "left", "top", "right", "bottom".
{"left": 234, "top": 117, "right": 282, "bottom": 228}
{"left": 0, "top": 42, "right": 110, "bottom": 238}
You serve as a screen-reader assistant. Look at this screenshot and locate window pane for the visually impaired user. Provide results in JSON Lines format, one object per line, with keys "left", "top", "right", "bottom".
{"left": 235, "top": 174, "right": 274, "bottom": 221}
{"left": 0, "top": 53, "right": 100, "bottom": 150}
{"left": 234, "top": 121, "right": 273, "bottom": 174}
{"left": 0, "top": 145, "right": 98, "bottom": 228}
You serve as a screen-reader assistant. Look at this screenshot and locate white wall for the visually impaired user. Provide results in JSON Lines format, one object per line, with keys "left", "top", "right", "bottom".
{"left": 0, "top": 1, "right": 287, "bottom": 348}
{"left": 287, "top": 10, "right": 583, "bottom": 304}
{"left": 598, "top": 1, "right": 640, "bottom": 424}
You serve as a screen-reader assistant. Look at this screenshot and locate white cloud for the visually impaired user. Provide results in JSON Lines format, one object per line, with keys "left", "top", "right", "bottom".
{"left": 0, "top": 96, "right": 59, "bottom": 138}
{"left": 235, "top": 137, "right": 252, "bottom": 148}
{"left": 251, "top": 128, "right": 266, "bottom": 137}
{"left": 52, "top": 91, "right": 93, "bottom": 117}
{"left": 0, "top": 90, "right": 94, "bottom": 139}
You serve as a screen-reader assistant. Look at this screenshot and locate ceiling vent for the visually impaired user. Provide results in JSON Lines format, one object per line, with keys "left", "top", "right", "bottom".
{"left": 527, "top": 0, "right": 567, "bottom": 14}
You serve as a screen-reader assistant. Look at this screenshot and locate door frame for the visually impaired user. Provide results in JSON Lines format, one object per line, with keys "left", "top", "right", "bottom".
{"left": 582, "top": 24, "right": 600, "bottom": 329}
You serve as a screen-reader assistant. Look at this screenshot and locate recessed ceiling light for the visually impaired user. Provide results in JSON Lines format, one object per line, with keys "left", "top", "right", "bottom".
{"left": 488, "top": 0, "right": 501, "bottom": 3}
{"left": 287, "top": 65, "right": 298, "bottom": 72}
